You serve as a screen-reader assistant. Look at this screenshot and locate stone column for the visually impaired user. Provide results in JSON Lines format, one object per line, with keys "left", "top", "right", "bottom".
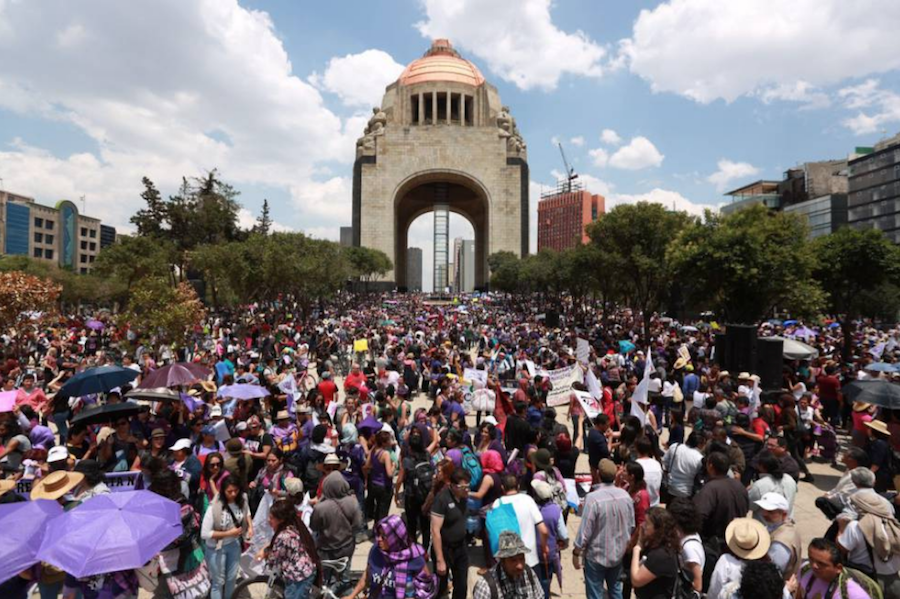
{"left": 418, "top": 92, "right": 424, "bottom": 124}
{"left": 432, "top": 92, "right": 437, "bottom": 125}
{"left": 461, "top": 94, "right": 466, "bottom": 126}
{"left": 446, "top": 90, "right": 451, "bottom": 124}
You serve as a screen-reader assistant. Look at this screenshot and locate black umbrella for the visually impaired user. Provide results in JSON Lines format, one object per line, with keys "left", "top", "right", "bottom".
{"left": 71, "top": 402, "right": 141, "bottom": 426}
{"left": 58, "top": 366, "right": 139, "bottom": 399}
{"left": 843, "top": 379, "right": 900, "bottom": 410}
{"left": 124, "top": 387, "right": 181, "bottom": 402}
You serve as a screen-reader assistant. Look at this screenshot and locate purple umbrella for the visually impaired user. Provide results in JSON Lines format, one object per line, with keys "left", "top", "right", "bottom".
{"left": 36, "top": 490, "right": 182, "bottom": 578}
{"left": 357, "top": 414, "right": 383, "bottom": 439}
{"left": 216, "top": 383, "right": 270, "bottom": 400}
{"left": 0, "top": 499, "right": 63, "bottom": 583}
{"left": 139, "top": 362, "right": 211, "bottom": 389}
{"left": 85, "top": 319, "right": 105, "bottom": 330}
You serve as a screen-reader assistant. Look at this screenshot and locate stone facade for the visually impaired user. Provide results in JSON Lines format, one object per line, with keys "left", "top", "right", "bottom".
{"left": 352, "top": 40, "right": 528, "bottom": 288}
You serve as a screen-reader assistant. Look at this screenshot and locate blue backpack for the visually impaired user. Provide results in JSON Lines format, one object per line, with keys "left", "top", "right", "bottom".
{"left": 486, "top": 498, "right": 521, "bottom": 555}
{"left": 459, "top": 446, "right": 483, "bottom": 491}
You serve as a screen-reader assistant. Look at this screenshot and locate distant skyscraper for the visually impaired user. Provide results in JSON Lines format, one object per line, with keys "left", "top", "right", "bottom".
{"left": 537, "top": 183, "right": 604, "bottom": 252}
{"left": 339, "top": 226, "right": 353, "bottom": 247}
{"left": 455, "top": 239, "right": 475, "bottom": 293}
{"left": 406, "top": 247, "right": 423, "bottom": 292}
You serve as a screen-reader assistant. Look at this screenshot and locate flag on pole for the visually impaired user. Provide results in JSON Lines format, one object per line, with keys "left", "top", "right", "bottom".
{"left": 586, "top": 368, "right": 603, "bottom": 401}
{"left": 278, "top": 374, "right": 299, "bottom": 416}
{"left": 630, "top": 348, "right": 654, "bottom": 426}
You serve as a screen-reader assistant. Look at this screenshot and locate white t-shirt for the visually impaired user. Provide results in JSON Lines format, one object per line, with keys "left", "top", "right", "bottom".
{"left": 839, "top": 520, "right": 900, "bottom": 575}
{"left": 681, "top": 533, "right": 706, "bottom": 571}
{"left": 663, "top": 444, "right": 704, "bottom": 498}
{"left": 636, "top": 457, "right": 663, "bottom": 507}
{"left": 491, "top": 493, "right": 545, "bottom": 567}
{"left": 648, "top": 379, "right": 662, "bottom": 394}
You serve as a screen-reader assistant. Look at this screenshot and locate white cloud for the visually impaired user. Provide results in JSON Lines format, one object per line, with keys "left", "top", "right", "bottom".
{"left": 309, "top": 49, "right": 404, "bottom": 108}
{"left": 757, "top": 81, "right": 830, "bottom": 109}
{"left": 570, "top": 136, "right": 585, "bottom": 147}
{"left": 600, "top": 128, "right": 622, "bottom": 145}
{"left": 416, "top": 0, "right": 605, "bottom": 91}
{"left": 608, "top": 137, "right": 664, "bottom": 170}
{"left": 0, "top": 0, "right": 370, "bottom": 234}
{"left": 608, "top": 188, "right": 715, "bottom": 218}
{"left": 707, "top": 159, "right": 761, "bottom": 192}
{"left": 621, "top": 0, "right": 900, "bottom": 104}
{"left": 236, "top": 208, "right": 294, "bottom": 233}
{"left": 838, "top": 79, "right": 900, "bottom": 135}
{"left": 588, "top": 148, "right": 609, "bottom": 168}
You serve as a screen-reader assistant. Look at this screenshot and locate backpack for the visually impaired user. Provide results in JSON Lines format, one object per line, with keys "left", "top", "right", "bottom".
{"left": 459, "top": 446, "right": 483, "bottom": 491}
{"left": 672, "top": 544, "right": 702, "bottom": 599}
{"left": 408, "top": 455, "right": 435, "bottom": 503}
{"left": 540, "top": 473, "right": 569, "bottom": 512}
{"left": 799, "top": 563, "right": 883, "bottom": 599}
{"left": 301, "top": 448, "right": 325, "bottom": 494}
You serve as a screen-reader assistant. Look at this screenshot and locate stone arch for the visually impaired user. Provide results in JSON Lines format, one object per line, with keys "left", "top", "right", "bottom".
{"left": 393, "top": 170, "right": 491, "bottom": 290}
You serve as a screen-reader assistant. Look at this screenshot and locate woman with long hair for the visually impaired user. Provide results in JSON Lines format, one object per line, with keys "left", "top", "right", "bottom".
{"left": 200, "top": 475, "right": 252, "bottom": 599}
{"left": 250, "top": 446, "right": 292, "bottom": 499}
{"left": 259, "top": 499, "right": 320, "bottom": 599}
{"left": 365, "top": 430, "right": 394, "bottom": 526}
{"left": 200, "top": 451, "right": 228, "bottom": 503}
{"left": 630, "top": 507, "right": 680, "bottom": 599}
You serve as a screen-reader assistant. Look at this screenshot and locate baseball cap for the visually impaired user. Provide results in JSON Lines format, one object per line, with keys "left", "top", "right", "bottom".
{"left": 235, "top": 421, "right": 248, "bottom": 432}
{"left": 47, "top": 446, "right": 70, "bottom": 463}
{"left": 209, "top": 405, "right": 222, "bottom": 418}
{"left": 754, "top": 492, "right": 790, "bottom": 512}
{"left": 169, "top": 439, "right": 192, "bottom": 452}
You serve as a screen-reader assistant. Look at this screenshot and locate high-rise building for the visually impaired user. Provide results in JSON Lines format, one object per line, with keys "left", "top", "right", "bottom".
{"left": 455, "top": 239, "right": 475, "bottom": 293}
{"left": 0, "top": 190, "right": 115, "bottom": 274}
{"left": 537, "top": 182, "right": 604, "bottom": 252}
{"left": 848, "top": 133, "right": 900, "bottom": 242}
{"left": 406, "top": 247, "right": 423, "bottom": 292}
{"left": 339, "top": 226, "right": 353, "bottom": 247}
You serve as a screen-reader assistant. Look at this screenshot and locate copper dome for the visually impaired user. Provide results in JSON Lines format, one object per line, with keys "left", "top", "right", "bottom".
{"left": 399, "top": 39, "right": 485, "bottom": 87}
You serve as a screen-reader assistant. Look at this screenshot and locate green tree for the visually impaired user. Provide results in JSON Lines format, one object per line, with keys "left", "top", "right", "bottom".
{"left": 93, "top": 235, "right": 177, "bottom": 291}
{"left": 130, "top": 177, "right": 168, "bottom": 237}
{"left": 123, "top": 277, "right": 206, "bottom": 346}
{"left": 811, "top": 227, "right": 900, "bottom": 360}
{"left": 344, "top": 246, "right": 393, "bottom": 290}
{"left": 487, "top": 251, "right": 521, "bottom": 293}
{"left": 189, "top": 242, "right": 238, "bottom": 308}
{"left": 253, "top": 199, "right": 273, "bottom": 235}
{"left": 669, "top": 205, "right": 823, "bottom": 325}
{"left": 587, "top": 203, "right": 693, "bottom": 338}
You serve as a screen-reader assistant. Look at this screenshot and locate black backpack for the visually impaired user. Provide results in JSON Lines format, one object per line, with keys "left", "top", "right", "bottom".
{"left": 408, "top": 455, "right": 434, "bottom": 502}
{"left": 672, "top": 543, "right": 702, "bottom": 599}
{"left": 301, "top": 447, "right": 325, "bottom": 494}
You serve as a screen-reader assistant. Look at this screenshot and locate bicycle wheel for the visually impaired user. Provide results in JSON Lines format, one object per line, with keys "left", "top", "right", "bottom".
{"left": 231, "top": 575, "right": 285, "bottom": 599}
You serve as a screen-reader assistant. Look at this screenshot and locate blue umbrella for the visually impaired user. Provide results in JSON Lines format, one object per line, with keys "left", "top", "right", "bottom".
{"left": 864, "top": 362, "right": 897, "bottom": 373}
{"left": 783, "top": 319, "right": 798, "bottom": 326}
{"left": 58, "top": 366, "right": 139, "bottom": 399}
{"left": 618, "top": 340, "right": 636, "bottom": 354}
{"left": 0, "top": 499, "right": 63, "bottom": 583}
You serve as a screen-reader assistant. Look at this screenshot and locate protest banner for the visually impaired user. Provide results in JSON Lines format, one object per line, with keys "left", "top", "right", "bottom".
{"left": 573, "top": 390, "right": 602, "bottom": 420}
{"left": 576, "top": 338, "right": 590, "bottom": 365}
{"left": 546, "top": 364, "right": 582, "bottom": 407}
{"left": 353, "top": 339, "right": 369, "bottom": 353}
{"left": 16, "top": 470, "right": 143, "bottom": 499}
{"left": 463, "top": 368, "right": 488, "bottom": 387}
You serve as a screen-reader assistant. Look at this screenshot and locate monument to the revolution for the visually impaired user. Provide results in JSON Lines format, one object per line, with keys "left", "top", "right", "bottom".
{"left": 351, "top": 39, "right": 529, "bottom": 291}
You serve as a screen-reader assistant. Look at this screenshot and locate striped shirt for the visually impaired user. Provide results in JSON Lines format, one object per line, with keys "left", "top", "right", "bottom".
{"left": 575, "top": 483, "right": 635, "bottom": 567}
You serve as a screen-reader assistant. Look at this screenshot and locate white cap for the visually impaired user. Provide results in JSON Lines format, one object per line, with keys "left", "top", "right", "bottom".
{"left": 47, "top": 446, "right": 69, "bottom": 463}
{"left": 754, "top": 492, "right": 790, "bottom": 512}
{"left": 235, "top": 421, "right": 248, "bottom": 432}
{"left": 209, "top": 405, "right": 222, "bottom": 417}
{"left": 483, "top": 415, "right": 498, "bottom": 426}
{"left": 170, "top": 438, "right": 192, "bottom": 452}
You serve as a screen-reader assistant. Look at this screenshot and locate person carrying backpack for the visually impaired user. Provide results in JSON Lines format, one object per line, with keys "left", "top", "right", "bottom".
{"left": 395, "top": 428, "right": 434, "bottom": 548}
{"left": 299, "top": 424, "right": 332, "bottom": 498}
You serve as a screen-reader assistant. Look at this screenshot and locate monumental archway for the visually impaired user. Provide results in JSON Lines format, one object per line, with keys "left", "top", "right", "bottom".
{"left": 351, "top": 39, "right": 528, "bottom": 290}
{"left": 393, "top": 171, "right": 489, "bottom": 289}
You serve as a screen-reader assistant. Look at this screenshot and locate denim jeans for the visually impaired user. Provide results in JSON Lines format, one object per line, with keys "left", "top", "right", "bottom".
{"left": 284, "top": 573, "right": 316, "bottom": 599}
{"left": 52, "top": 412, "right": 69, "bottom": 444}
{"left": 206, "top": 541, "right": 242, "bottom": 599}
{"left": 584, "top": 559, "right": 623, "bottom": 599}
{"left": 535, "top": 561, "right": 557, "bottom": 599}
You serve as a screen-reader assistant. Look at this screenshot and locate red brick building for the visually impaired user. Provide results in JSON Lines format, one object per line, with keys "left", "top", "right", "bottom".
{"left": 537, "top": 186, "right": 605, "bottom": 252}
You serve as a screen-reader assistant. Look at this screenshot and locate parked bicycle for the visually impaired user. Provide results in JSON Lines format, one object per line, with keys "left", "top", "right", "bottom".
{"left": 231, "top": 557, "right": 360, "bottom": 599}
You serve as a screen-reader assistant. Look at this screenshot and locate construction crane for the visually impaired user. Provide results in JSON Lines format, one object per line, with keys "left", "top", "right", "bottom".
{"left": 558, "top": 142, "right": 579, "bottom": 192}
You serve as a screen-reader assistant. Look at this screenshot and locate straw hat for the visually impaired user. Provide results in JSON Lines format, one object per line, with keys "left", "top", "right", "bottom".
{"left": 725, "top": 518, "right": 770, "bottom": 560}
{"left": 865, "top": 419, "right": 890, "bottom": 436}
{"left": 853, "top": 402, "right": 874, "bottom": 413}
{"left": 738, "top": 372, "right": 752, "bottom": 381}
{"left": 30, "top": 470, "right": 85, "bottom": 501}
{"left": 275, "top": 410, "right": 289, "bottom": 420}
{"left": 0, "top": 479, "right": 16, "bottom": 498}
{"left": 199, "top": 380, "right": 217, "bottom": 393}
{"left": 673, "top": 357, "right": 688, "bottom": 370}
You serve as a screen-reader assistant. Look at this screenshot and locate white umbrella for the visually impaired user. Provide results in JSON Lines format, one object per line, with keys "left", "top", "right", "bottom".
{"left": 764, "top": 336, "right": 819, "bottom": 361}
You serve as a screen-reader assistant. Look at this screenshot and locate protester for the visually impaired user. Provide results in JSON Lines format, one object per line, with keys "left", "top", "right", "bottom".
{"left": 259, "top": 499, "right": 319, "bottom": 599}
{"left": 201, "top": 475, "right": 252, "bottom": 599}
{"left": 473, "top": 531, "right": 544, "bottom": 599}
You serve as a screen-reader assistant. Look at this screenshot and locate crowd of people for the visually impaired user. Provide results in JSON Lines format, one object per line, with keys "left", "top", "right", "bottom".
{"left": 0, "top": 293, "right": 899, "bottom": 599}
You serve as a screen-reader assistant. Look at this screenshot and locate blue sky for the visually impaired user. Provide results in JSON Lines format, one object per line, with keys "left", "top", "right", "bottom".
{"left": 2, "top": 0, "right": 900, "bottom": 288}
